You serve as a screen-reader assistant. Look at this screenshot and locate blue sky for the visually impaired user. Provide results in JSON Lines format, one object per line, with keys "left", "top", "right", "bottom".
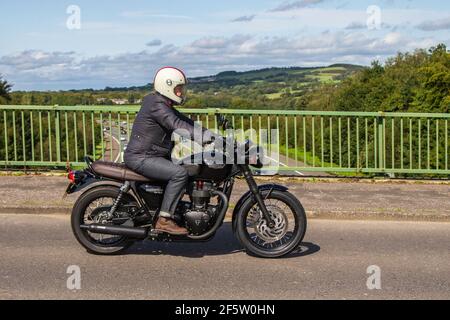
{"left": 1, "top": 0, "right": 449, "bottom": 90}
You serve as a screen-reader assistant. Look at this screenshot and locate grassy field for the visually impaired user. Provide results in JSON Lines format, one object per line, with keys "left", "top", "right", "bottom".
{"left": 187, "top": 64, "right": 364, "bottom": 102}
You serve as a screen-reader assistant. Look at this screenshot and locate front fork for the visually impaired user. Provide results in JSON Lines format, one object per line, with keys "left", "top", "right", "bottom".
{"left": 239, "top": 165, "right": 275, "bottom": 228}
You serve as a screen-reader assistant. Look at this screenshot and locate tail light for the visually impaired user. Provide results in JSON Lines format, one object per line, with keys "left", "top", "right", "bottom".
{"left": 68, "top": 170, "right": 86, "bottom": 184}
{"left": 68, "top": 171, "right": 76, "bottom": 184}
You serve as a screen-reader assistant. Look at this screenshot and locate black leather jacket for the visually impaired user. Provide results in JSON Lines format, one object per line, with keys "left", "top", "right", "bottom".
{"left": 125, "top": 93, "right": 206, "bottom": 159}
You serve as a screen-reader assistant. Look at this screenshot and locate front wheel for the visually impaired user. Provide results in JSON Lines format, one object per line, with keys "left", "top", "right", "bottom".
{"left": 235, "top": 190, "right": 307, "bottom": 258}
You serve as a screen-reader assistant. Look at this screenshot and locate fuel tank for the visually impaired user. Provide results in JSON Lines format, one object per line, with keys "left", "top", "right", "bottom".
{"left": 178, "top": 152, "right": 234, "bottom": 183}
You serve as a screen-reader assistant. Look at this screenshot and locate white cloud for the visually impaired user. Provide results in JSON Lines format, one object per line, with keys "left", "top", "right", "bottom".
{"left": 146, "top": 39, "right": 162, "bottom": 47}
{"left": 121, "top": 11, "right": 193, "bottom": 20}
{"left": 345, "top": 21, "right": 366, "bottom": 30}
{"left": 270, "top": 0, "right": 325, "bottom": 12}
{"left": 383, "top": 32, "right": 402, "bottom": 45}
{"left": 0, "top": 31, "right": 442, "bottom": 90}
{"left": 417, "top": 17, "right": 450, "bottom": 31}
{"left": 231, "top": 15, "right": 256, "bottom": 22}
{"left": 0, "top": 50, "right": 77, "bottom": 74}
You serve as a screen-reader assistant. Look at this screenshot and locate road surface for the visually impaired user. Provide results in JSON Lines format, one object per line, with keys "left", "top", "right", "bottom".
{"left": 0, "top": 214, "right": 449, "bottom": 300}
{"left": 266, "top": 153, "right": 330, "bottom": 177}
{"left": 103, "top": 127, "right": 124, "bottom": 163}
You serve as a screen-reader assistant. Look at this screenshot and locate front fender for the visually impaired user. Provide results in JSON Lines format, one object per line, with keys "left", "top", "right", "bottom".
{"left": 231, "top": 184, "right": 288, "bottom": 233}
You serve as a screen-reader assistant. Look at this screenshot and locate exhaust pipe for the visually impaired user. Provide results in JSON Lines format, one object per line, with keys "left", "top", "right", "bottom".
{"left": 80, "top": 224, "right": 148, "bottom": 239}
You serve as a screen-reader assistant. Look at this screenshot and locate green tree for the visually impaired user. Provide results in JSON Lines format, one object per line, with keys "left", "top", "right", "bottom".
{"left": 0, "top": 75, "right": 13, "bottom": 104}
{"left": 412, "top": 44, "right": 450, "bottom": 113}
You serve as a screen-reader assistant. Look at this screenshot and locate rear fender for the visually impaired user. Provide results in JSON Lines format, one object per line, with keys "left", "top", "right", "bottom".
{"left": 67, "top": 178, "right": 124, "bottom": 195}
{"left": 69, "top": 179, "right": 144, "bottom": 211}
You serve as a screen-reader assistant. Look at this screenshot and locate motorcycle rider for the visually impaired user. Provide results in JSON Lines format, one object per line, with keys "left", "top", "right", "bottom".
{"left": 124, "top": 67, "right": 216, "bottom": 236}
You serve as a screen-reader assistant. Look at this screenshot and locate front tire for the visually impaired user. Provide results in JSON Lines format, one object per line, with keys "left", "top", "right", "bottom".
{"left": 71, "top": 186, "right": 135, "bottom": 255}
{"left": 235, "top": 190, "right": 307, "bottom": 258}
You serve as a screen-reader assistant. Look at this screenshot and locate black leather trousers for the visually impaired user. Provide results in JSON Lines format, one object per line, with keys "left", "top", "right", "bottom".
{"left": 124, "top": 154, "right": 188, "bottom": 217}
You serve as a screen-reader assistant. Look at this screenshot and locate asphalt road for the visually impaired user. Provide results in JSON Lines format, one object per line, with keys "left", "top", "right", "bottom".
{"left": 103, "top": 127, "right": 123, "bottom": 163}
{"left": 265, "top": 154, "right": 330, "bottom": 177}
{"left": 0, "top": 214, "right": 449, "bottom": 300}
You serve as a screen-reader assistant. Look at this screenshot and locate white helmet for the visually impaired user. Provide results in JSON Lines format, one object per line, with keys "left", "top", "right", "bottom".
{"left": 154, "top": 67, "right": 187, "bottom": 105}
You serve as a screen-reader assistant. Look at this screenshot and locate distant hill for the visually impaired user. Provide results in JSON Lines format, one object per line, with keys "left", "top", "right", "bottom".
{"left": 191, "top": 64, "right": 363, "bottom": 84}
{"left": 8, "top": 64, "right": 364, "bottom": 107}
{"left": 100, "top": 64, "right": 364, "bottom": 94}
{"left": 186, "top": 64, "right": 364, "bottom": 101}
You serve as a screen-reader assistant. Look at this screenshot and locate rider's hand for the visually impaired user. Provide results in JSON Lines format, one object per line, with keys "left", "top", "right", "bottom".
{"left": 202, "top": 136, "right": 215, "bottom": 147}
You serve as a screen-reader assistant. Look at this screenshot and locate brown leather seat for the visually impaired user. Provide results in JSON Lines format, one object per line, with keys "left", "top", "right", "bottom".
{"left": 91, "top": 161, "right": 151, "bottom": 182}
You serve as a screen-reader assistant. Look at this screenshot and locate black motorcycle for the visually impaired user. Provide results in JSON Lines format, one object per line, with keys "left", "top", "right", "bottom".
{"left": 66, "top": 116, "right": 307, "bottom": 258}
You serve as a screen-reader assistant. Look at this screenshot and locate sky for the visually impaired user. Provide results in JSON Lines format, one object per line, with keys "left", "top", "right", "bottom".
{"left": 0, "top": 0, "right": 449, "bottom": 91}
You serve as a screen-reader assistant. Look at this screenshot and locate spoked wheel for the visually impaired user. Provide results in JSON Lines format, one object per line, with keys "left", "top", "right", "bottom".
{"left": 83, "top": 198, "right": 132, "bottom": 245}
{"left": 71, "top": 186, "right": 136, "bottom": 255}
{"left": 235, "top": 190, "right": 307, "bottom": 258}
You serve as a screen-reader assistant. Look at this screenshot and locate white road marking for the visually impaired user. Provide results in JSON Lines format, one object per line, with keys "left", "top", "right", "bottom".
{"left": 265, "top": 155, "right": 305, "bottom": 176}
{"left": 104, "top": 132, "right": 122, "bottom": 163}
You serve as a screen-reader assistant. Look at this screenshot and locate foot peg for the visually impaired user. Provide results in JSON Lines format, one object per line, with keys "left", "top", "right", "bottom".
{"left": 148, "top": 229, "right": 163, "bottom": 237}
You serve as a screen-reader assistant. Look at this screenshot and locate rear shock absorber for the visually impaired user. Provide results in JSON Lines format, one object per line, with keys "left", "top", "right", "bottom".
{"left": 107, "top": 181, "right": 131, "bottom": 219}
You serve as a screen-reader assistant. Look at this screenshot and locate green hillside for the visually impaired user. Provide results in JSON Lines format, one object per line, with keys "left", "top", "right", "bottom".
{"left": 183, "top": 64, "right": 364, "bottom": 110}
{"left": 6, "top": 64, "right": 364, "bottom": 110}
{"left": 188, "top": 64, "right": 362, "bottom": 100}
{"left": 304, "top": 44, "right": 450, "bottom": 114}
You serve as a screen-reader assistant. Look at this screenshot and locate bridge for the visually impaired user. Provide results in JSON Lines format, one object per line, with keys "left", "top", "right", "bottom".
{"left": 1, "top": 105, "right": 449, "bottom": 177}
{"left": 0, "top": 105, "right": 449, "bottom": 299}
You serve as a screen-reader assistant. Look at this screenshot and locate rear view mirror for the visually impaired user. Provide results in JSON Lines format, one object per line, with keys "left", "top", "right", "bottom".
{"left": 216, "top": 114, "right": 231, "bottom": 130}
{"left": 216, "top": 114, "right": 225, "bottom": 126}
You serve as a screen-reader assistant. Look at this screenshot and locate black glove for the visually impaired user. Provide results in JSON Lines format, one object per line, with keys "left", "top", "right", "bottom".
{"left": 202, "top": 136, "right": 215, "bottom": 147}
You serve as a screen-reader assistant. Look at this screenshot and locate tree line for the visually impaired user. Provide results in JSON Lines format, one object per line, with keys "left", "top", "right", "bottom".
{"left": 1, "top": 45, "right": 449, "bottom": 175}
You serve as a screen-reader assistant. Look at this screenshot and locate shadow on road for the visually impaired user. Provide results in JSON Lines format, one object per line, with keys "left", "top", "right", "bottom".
{"left": 281, "top": 242, "right": 321, "bottom": 259}
{"left": 124, "top": 222, "right": 320, "bottom": 259}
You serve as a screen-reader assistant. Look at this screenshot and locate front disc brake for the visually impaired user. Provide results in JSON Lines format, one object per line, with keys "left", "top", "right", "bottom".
{"left": 254, "top": 205, "right": 288, "bottom": 242}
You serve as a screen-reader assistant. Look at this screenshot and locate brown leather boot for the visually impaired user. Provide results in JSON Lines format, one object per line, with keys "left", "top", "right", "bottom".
{"left": 155, "top": 217, "right": 189, "bottom": 235}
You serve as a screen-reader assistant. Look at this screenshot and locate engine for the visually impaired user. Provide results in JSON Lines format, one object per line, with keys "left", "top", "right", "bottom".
{"left": 183, "top": 181, "right": 218, "bottom": 236}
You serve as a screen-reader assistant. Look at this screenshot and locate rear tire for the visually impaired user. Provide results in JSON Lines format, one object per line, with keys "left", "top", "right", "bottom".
{"left": 235, "top": 190, "right": 307, "bottom": 258}
{"left": 71, "top": 186, "right": 135, "bottom": 255}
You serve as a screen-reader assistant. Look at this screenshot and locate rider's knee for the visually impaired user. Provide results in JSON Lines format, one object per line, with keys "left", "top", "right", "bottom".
{"left": 172, "top": 166, "right": 189, "bottom": 182}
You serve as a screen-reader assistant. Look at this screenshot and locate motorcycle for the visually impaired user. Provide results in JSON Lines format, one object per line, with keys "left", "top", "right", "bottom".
{"left": 66, "top": 115, "right": 307, "bottom": 258}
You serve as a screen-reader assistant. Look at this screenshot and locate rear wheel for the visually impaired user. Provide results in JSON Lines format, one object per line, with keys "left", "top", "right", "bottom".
{"left": 71, "top": 186, "right": 136, "bottom": 255}
{"left": 235, "top": 190, "right": 307, "bottom": 258}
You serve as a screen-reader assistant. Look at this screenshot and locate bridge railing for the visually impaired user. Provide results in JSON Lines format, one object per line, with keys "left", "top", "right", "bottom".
{"left": 0, "top": 105, "right": 449, "bottom": 176}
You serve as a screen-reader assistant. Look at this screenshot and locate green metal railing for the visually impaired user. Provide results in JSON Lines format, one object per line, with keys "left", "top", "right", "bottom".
{"left": 0, "top": 105, "right": 449, "bottom": 176}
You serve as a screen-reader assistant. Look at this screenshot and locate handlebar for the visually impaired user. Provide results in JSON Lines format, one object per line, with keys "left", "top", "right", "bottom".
{"left": 216, "top": 114, "right": 233, "bottom": 131}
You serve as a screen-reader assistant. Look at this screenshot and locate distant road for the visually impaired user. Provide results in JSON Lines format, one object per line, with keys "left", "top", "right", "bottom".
{"left": 103, "top": 125, "right": 125, "bottom": 163}
{"left": 1, "top": 214, "right": 449, "bottom": 299}
{"left": 266, "top": 153, "right": 330, "bottom": 177}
